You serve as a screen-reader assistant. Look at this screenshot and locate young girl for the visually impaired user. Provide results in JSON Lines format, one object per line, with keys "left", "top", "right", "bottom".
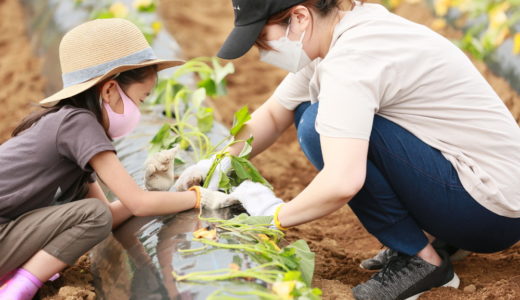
{"left": 176, "top": 0, "right": 520, "bottom": 299}
{"left": 0, "top": 18, "right": 232, "bottom": 300}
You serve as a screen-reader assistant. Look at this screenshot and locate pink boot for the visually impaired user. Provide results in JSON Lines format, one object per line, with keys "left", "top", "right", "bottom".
{"left": 0, "top": 268, "right": 43, "bottom": 300}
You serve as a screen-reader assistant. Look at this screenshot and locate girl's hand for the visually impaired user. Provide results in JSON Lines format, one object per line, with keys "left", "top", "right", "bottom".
{"left": 144, "top": 146, "right": 179, "bottom": 191}
{"left": 174, "top": 156, "right": 231, "bottom": 191}
{"left": 190, "top": 186, "right": 240, "bottom": 209}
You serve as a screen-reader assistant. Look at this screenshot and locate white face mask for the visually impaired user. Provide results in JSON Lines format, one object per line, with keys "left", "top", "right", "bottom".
{"left": 259, "top": 23, "right": 312, "bottom": 73}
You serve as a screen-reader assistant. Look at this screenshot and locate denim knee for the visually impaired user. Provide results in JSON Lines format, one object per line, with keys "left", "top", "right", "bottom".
{"left": 294, "top": 102, "right": 324, "bottom": 170}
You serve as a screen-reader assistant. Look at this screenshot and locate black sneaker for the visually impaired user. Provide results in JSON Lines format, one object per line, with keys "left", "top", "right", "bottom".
{"left": 352, "top": 250, "right": 460, "bottom": 300}
{"left": 360, "top": 241, "right": 470, "bottom": 271}
{"left": 359, "top": 248, "right": 398, "bottom": 270}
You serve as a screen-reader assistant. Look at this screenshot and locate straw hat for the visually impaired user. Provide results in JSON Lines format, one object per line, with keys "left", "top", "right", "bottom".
{"left": 40, "top": 18, "right": 183, "bottom": 106}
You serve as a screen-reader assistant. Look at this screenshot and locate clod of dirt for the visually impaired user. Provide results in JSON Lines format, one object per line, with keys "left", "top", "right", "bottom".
{"left": 464, "top": 284, "right": 477, "bottom": 293}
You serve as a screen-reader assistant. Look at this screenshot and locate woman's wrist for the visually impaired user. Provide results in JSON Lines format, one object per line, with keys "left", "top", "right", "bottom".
{"left": 274, "top": 204, "right": 290, "bottom": 230}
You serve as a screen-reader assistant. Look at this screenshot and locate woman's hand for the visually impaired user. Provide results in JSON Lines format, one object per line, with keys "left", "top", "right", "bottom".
{"left": 229, "top": 181, "right": 284, "bottom": 216}
{"left": 144, "top": 146, "right": 179, "bottom": 191}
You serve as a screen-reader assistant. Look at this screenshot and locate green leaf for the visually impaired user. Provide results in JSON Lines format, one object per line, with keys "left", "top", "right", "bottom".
{"left": 229, "top": 213, "right": 274, "bottom": 226}
{"left": 190, "top": 88, "right": 207, "bottom": 108}
{"left": 238, "top": 136, "right": 254, "bottom": 158}
{"left": 287, "top": 240, "right": 315, "bottom": 286}
{"left": 231, "top": 157, "right": 252, "bottom": 180}
{"left": 174, "top": 157, "right": 185, "bottom": 166}
{"left": 212, "top": 57, "right": 235, "bottom": 84}
{"left": 218, "top": 171, "right": 231, "bottom": 193}
{"left": 235, "top": 157, "right": 273, "bottom": 189}
{"left": 197, "top": 107, "right": 214, "bottom": 133}
{"left": 230, "top": 106, "right": 251, "bottom": 137}
{"left": 150, "top": 123, "right": 171, "bottom": 145}
{"left": 197, "top": 78, "right": 218, "bottom": 97}
{"left": 283, "top": 271, "right": 302, "bottom": 281}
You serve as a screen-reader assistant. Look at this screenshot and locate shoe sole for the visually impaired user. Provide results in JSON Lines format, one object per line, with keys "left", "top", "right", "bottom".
{"left": 404, "top": 273, "right": 460, "bottom": 300}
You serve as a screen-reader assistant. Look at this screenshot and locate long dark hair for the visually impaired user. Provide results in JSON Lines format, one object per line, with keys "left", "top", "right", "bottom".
{"left": 12, "top": 65, "right": 157, "bottom": 137}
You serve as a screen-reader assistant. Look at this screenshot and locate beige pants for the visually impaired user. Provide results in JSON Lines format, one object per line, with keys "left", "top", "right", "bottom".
{"left": 0, "top": 198, "right": 112, "bottom": 276}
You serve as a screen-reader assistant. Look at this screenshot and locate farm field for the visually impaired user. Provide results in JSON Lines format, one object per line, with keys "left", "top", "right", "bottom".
{"left": 0, "top": 0, "right": 518, "bottom": 299}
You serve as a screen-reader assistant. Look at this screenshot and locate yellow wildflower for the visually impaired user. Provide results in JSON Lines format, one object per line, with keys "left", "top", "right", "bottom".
{"left": 133, "top": 0, "right": 153, "bottom": 10}
{"left": 389, "top": 0, "right": 402, "bottom": 9}
{"left": 434, "top": 0, "right": 452, "bottom": 17}
{"left": 430, "top": 18, "right": 447, "bottom": 31}
{"left": 152, "top": 21, "right": 162, "bottom": 35}
{"left": 109, "top": 2, "right": 129, "bottom": 18}
{"left": 489, "top": 2, "right": 510, "bottom": 31}
{"left": 513, "top": 33, "right": 520, "bottom": 55}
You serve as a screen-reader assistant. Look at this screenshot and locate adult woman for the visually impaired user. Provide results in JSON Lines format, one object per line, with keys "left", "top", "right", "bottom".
{"left": 0, "top": 18, "right": 232, "bottom": 300}
{"left": 176, "top": 0, "right": 520, "bottom": 299}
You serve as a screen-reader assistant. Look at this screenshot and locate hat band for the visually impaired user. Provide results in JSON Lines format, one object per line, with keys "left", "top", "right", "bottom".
{"left": 62, "top": 48, "right": 158, "bottom": 87}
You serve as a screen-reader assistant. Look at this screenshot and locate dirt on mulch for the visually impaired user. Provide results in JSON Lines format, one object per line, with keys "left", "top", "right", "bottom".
{"left": 1, "top": 0, "right": 518, "bottom": 299}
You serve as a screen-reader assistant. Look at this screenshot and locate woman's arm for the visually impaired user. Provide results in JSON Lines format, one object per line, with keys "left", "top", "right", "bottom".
{"left": 87, "top": 181, "right": 133, "bottom": 229}
{"left": 89, "top": 151, "right": 198, "bottom": 216}
{"left": 229, "top": 95, "right": 295, "bottom": 157}
{"left": 278, "top": 136, "right": 368, "bottom": 227}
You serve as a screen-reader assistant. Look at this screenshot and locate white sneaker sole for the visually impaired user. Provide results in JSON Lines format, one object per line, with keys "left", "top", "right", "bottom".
{"left": 405, "top": 273, "right": 460, "bottom": 300}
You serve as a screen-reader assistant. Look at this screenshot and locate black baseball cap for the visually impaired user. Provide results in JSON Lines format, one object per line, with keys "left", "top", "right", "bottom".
{"left": 217, "top": 0, "right": 307, "bottom": 60}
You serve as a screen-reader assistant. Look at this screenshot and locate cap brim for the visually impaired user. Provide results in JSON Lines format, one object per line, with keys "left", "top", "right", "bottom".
{"left": 40, "top": 59, "right": 184, "bottom": 107}
{"left": 217, "top": 19, "right": 267, "bottom": 60}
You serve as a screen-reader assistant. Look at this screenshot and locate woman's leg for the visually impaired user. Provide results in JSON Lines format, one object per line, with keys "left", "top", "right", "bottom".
{"left": 294, "top": 102, "right": 520, "bottom": 299}
{"left": 0, "top": 198, "right": 112, "bottom": 279}
{"left": 294, "top": 102, "right": 520, "bottom": 254}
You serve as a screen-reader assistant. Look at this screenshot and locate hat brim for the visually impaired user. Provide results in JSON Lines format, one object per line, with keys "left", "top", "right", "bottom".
{"left": 40, "top": 59, "right": 184, "bottom": 107}
{"left": 217, "top": 19, "right": 267, "bottom": 60}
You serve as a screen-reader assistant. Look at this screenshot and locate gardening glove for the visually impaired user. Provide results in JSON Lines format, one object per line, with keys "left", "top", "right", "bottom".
{"left": 229, "top": 180, "right": 284, "bottom": 217}
{"left": 144, "top": 146, "right": 179, "bottom": 191}
{"left": 174, "top": 156, "right": 231, "bottom": 191}
{"left": 189, "top": 186, "right": 240, "bottom": 209}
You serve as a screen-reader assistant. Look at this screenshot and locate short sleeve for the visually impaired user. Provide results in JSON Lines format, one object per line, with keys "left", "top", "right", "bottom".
{"left": 57, "top": 110, "right": 115, "bottom": 171}
{"left": 316, "top": 52, "right": 390, "bottom": 139}
{"left": 273, "top": 60, "right": 318, "bottom": 111}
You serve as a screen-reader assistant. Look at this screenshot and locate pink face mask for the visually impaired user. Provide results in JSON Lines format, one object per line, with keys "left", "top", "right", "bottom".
{"left": 103, "top": 83, "right": 141, "bottom": 139}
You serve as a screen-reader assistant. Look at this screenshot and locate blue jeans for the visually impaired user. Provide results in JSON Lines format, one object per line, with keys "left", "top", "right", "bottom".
{"left": 294, "top": 102, "right": 520, "bottom": 255}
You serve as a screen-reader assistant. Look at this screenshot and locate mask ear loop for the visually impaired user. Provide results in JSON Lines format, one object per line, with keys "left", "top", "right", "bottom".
{"left": 285, "top": 18, "right": 306, "bottom": 43}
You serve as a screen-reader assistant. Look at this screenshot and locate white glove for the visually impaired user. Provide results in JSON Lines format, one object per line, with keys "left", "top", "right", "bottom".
{"left": 229, "top": 180, "right": 283, "bottom": 216}
{"left": 192, "top": 186, "right": 240, "bottom": 209}
{"left": 174, "top": 156, "right": 231, "bottom": 191}
{"left": 144, "top": 146, "right": 179, "bottom": 191}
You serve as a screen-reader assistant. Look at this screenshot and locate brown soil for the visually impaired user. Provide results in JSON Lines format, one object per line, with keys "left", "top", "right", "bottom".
{"left": 1, "top": 0, "right": 518, "bottom": 299}
{"left": 0, "top": 0, "right": 45, "bottom": 143}
{"left": 160, "top": 0, "right": 520, "bottom": 299}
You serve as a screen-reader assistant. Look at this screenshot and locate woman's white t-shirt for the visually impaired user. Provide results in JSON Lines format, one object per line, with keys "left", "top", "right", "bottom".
{"left": 274, "top": 3, "right": 520, "bottom": 218}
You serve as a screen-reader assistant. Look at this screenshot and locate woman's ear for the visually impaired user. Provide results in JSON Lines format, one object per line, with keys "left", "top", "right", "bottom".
{"left": 290, "top": 5, "right": 312, "bottom": 34}
{"left": 100, "top": 80, "right": 119, "bottom": 104}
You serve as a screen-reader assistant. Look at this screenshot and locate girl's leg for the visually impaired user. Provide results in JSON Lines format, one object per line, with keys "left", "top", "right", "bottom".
{"left": 0, "top": 198, "right": 112, "bottom": 298}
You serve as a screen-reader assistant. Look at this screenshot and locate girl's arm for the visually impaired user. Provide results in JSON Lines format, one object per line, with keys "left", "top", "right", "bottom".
{"left": 89, "top": 151, "right": 198, "bottom": 216}
{"left": 278, "top": 136, "right": 368, "bottom": 226}
{"left": 87, "top": 181, "right": 133, "bottom": 229}
{"left": 228, "top": 95, "right": 295, "bottom": 157}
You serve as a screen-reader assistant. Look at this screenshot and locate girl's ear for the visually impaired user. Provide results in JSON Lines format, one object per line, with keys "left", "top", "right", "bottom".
{"left": 290, "top": 5, "right": 312, "bottom": 34}
{"left": 100, "top": 80, "right": 119, "bottom": 104}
